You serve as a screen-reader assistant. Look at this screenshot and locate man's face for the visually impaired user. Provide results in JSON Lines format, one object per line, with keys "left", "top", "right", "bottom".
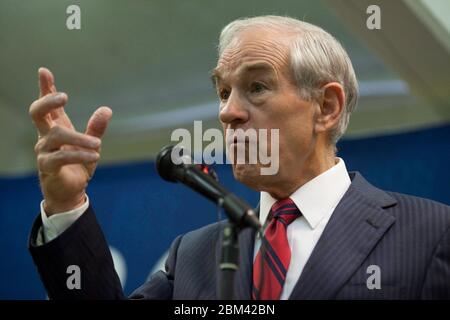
{"left": 213, "top": 28, "right": 319, "bottom": 194}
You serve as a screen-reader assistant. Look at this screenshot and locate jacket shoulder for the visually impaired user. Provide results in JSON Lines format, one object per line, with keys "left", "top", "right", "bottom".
{"left": 385, "top": 191, "right": 450, "bottom": 230}
{"left": 387, "top": 191, "right": 450, "bottom": 213}
{"left": 180, "top": 220, "right": 226, "bottom": 246}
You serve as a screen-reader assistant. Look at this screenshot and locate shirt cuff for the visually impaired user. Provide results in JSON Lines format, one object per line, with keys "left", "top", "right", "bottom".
{"left": 39, "top": 195, "right": 90, "bottom": 244}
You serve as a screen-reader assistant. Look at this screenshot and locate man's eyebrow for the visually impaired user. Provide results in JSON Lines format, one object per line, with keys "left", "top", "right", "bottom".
{"left": 236, "top": 62, "right": 277, "bottom": 76}
{"left": 210, "top": 62, "right": 276, "bottom": 89}
{"left": 210, "top": 68, "right": 221, "bottom": 89}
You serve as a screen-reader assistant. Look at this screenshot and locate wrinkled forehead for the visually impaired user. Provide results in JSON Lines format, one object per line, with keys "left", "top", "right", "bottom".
{"left": 214, "top": 28, "right": 292, "bottom": 80}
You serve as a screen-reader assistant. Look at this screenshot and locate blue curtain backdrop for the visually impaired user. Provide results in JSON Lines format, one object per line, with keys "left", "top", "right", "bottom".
{"left": 0, "top": 124, "right": 449, "bottom": 299}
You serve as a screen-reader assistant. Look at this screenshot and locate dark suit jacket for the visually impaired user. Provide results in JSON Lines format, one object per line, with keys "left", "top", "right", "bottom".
{"left": 28, "top": 172, "right": 450, "bottom": 299}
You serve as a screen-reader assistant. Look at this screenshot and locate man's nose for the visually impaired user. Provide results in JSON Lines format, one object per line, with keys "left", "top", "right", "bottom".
{"left": 219, "top": 93, "right": 249, "bottom": 124}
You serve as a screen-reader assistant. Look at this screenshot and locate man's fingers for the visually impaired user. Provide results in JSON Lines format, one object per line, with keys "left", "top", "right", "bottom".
{"left": 29, "top": 92, "right": 68, "bottom": 134}
{"left": 85, "top": 106, "right": 113, "bottom": 138}
{"left": 38, "top": 150, "right": 99, "bottom": 174}
{"left": 36, "top": 125, "right": 101, "bottom": 153}
{"left": 39, "top": 67, "right": 56, "bottom": 98}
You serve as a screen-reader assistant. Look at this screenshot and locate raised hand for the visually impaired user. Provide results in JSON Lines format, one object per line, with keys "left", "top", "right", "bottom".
{"left": 29, "top": 67, "right": 113, "bottom": 215}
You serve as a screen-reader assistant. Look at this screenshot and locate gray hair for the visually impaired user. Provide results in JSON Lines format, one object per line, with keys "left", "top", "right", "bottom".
{"left": 218, "top": 15, "right": 358, "bottom": 149}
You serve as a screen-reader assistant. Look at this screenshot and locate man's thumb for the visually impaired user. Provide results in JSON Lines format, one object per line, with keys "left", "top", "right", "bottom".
{"left": 85, "top": 106, "right": 113, "bottom": 138}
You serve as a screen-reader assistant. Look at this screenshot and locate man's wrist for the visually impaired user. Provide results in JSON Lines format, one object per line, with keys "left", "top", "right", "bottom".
{"left": 43, "top": 194, "right": 87, "bottom": 217}
{"left": 39, "top": 195, "right": 90, "bottom": 244}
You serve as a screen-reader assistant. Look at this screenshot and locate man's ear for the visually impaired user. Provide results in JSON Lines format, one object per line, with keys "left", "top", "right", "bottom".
{"left": 314, "top": 82, "right": 346, "bottom": 134}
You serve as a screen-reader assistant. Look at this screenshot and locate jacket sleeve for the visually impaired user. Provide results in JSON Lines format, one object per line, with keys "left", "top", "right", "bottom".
{"left": 420, "top": 226, "right": 450, "bottom": 299}
{"left": 29, "top": 204, "right": 180, "bottom": 300}
{"left": 28, "top": 205, "right": 125, "bottom": 299}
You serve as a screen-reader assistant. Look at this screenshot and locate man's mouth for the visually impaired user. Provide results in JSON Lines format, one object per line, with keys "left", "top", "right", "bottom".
{"left": 227, "top": 135, "right": 250, "bottom": 147}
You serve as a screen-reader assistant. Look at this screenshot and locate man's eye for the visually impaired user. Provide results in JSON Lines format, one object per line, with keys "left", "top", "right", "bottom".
{"left": 219, "top": 89, "right": 230, "bottom": 101}
{"left": 250, "top": 82, "right": 266, "bottom": 94}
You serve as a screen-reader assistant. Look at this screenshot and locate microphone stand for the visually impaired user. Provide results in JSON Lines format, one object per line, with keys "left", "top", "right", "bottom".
{"left": 217, "top": 196, "right": 259, "bottom": 300}
{"left": 218, "top": 221, "right": 239, "bottom": 300}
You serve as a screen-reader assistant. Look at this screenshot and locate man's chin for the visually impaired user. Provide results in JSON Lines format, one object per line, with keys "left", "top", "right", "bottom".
{"left": 232, "top": 164, "right": 263, "bottom": 189}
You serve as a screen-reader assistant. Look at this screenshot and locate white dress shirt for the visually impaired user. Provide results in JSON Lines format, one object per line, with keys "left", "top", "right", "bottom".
{"left": 254, "top": 157, "right": 351, "bottom": 299}
{"left": 36, "top": 196, "right": 89, "bottom": 245}
{"left": 38, "top": 158, "right": 351, "bottom": 300}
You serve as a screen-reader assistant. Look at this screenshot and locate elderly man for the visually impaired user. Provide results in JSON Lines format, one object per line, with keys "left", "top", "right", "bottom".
{"left": 28, "top": 16, "right": 450, "bottom": 299}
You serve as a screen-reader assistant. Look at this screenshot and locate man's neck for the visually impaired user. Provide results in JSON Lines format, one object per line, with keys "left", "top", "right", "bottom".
{"left": 267, "top": 150, "right": 337, "bottom": 200}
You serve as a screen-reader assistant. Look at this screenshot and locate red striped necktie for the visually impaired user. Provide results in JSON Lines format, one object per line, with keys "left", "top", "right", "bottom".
{"left": 252, "top": 198, "right": 302, "bottom": 300}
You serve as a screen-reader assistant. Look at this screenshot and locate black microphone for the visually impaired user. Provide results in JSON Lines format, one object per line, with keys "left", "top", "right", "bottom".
{"left": 156, "top": 145, "right": 261, "bottom": 231}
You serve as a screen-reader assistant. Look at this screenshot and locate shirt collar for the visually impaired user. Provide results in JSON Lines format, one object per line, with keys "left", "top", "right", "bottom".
{"left": 259, "top": 157, "right": 351, "bottom": 229}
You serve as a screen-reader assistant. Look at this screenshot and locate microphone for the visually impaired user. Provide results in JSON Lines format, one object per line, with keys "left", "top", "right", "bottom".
{"left": 156, "top": 145, "right": 261, "bottom": 231}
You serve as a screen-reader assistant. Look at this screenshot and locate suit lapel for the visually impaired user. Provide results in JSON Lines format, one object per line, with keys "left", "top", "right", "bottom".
{"left": 289, "top": 172, "right": 397, "bottom": 299}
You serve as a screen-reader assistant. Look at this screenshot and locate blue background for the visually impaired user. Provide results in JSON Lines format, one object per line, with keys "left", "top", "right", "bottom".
{"left": 0, "top": 124, "right": 449, "bottom": 299}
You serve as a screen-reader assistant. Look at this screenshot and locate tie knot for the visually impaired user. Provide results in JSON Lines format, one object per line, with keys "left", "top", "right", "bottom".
{"left": 270, "top": 198, "right": 301, "bottom": 225}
